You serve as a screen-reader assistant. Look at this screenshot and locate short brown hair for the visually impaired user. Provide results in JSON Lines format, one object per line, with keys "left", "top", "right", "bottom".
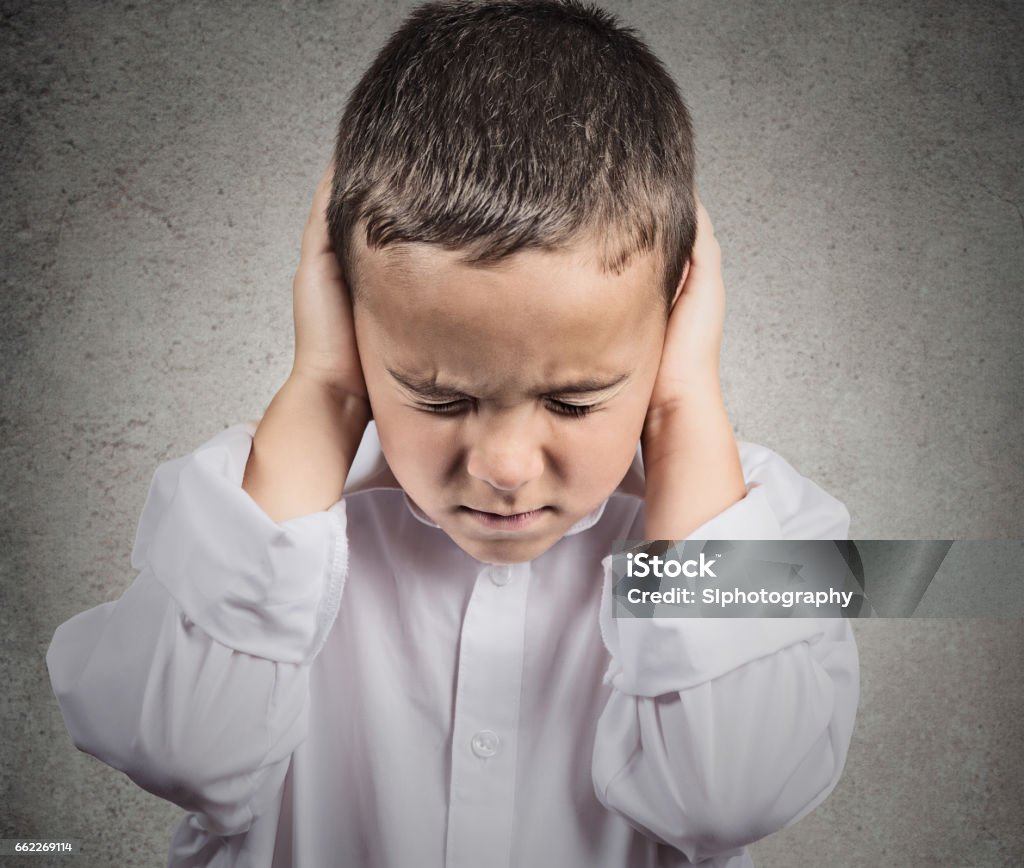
{"left": 327, "top": 0, "right": 696, "bottom": 309}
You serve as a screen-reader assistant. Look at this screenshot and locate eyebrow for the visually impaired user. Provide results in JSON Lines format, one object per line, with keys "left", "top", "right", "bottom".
{"left": 387, "top": 369, "right": 630, "bottom": 400}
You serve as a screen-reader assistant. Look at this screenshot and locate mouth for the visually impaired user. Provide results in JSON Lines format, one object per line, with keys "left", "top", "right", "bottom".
{"left": 460, "top": 506, "right": 550, "bottom": 532}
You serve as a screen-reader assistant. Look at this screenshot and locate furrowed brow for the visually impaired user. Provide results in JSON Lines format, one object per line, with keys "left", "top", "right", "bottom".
{"left": 387, "top": 369, "right": 630, "bottom": 400}
{"left": 545, "top": 374, "right": 629, "bottom": 396}
{"left": 388, "top": 369, "right": 468, "bottom": 400}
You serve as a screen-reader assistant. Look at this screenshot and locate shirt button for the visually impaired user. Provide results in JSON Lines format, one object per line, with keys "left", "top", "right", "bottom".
{"left": 470, "top": 730, "right": 501, "bottom": 758}
{"left": 489, "top": 566, "right": 512, "bottom": 587}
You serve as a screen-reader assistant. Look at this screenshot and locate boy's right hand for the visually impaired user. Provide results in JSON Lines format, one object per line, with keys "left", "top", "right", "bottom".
{"left": 242, "top": 164, "right": 372, "bottom": 521}
{"left": 291, "top": 162, "right": 369, "bottom": 405}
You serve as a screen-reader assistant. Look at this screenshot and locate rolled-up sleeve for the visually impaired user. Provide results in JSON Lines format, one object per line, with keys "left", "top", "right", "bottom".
{"left": 592, "top": 442, "right": 860, "bottom": 863}
{"left": 46, "top": 423, "right": 347, "bottom": 836}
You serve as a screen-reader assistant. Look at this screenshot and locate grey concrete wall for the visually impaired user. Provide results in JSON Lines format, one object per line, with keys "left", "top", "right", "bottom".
{"left": 2, "top": 0, "right": 1021, "bottom": 865}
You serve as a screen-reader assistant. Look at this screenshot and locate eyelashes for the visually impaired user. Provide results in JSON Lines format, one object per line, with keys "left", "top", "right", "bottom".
{"left": 416, "top": 400, "right": 467, "bottom": 416}
{"left": 417, "top": 399, "right": 595, "bottom": 419}
{"left": 549, "top": 401, "right": 593, "bottom": 418}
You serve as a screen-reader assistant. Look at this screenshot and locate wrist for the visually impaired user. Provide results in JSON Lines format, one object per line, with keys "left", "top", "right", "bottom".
{"left": 288, "top": 367, "right": 372, "bottom": 415}
{"left": 641, "top": 386, "right": 745, "bottom": 541}
{"left": 642, "top": 378, "right": 728, "bottom": 466}
{"left": 243, "top": 374, "right": 372, "bottom": 522}
{"left": 289, "top": 362, "right": 371, "bottom": 407}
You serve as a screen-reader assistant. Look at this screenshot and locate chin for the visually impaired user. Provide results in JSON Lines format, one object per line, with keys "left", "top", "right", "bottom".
{"left": 451, "top": 532, "right": 559, "bottom": 566}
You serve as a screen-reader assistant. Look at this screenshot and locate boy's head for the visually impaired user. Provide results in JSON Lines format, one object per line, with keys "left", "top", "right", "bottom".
{"left": 327, "top": 0, "right": 699, "bottom": 564}
{"left": 328, "top": 0, "right": 697, "bottom": 307}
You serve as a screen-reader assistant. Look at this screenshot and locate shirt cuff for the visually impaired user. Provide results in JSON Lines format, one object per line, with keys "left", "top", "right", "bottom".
{"left": 682, "top": 482, "right": 784, "bottom": 541}
{"left": 598, "top": 483, "right": 827, "bottom": 697}
{"left": 129, "top": 423, "right": 347, "bottom": 665}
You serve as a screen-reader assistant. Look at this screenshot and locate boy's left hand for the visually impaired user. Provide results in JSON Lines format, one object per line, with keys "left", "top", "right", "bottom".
{"left": 641, "top": 195, "right": 745, "bottom": 539}
{"left": 645, "top": 193, "right": 726, "bottom": 425}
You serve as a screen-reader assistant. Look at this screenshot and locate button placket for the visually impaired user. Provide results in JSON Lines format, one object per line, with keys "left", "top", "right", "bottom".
{"left": 444, "top": 562, "right": 529, "bottom": 867}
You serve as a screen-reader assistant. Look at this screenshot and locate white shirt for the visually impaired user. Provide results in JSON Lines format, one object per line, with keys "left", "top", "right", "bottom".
{"left": 47, "top": 422, "right": 859, "bottom": 868}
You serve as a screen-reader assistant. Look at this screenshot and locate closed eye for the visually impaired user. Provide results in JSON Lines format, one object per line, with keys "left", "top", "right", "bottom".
{"left": 416, "top": 399, "right": 470, "bottom": 416}
{"left": 416, "top": 399, "right": 595, "bottom": 419}
{"left": 547, "top": 400, "right": 595, "bottom": 418}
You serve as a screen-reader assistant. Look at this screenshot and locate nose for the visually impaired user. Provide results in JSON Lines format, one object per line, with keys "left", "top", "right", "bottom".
{"left": 465, "top": 410, "right": 545, "bottom": 492}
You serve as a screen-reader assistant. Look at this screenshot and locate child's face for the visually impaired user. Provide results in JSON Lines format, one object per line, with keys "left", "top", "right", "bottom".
{"left": 351, "top": 235, "right": 669, "bottom": 565}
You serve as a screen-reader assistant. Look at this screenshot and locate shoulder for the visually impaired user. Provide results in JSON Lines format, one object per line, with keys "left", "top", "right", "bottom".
{"left": 736, "top": 439, "right": 851, "bottom": 540}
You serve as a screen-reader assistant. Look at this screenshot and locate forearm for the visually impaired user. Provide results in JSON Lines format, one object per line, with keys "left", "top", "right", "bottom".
{"left": 49, "top": 423, "right": 351, "bottom": 834}
{"left": 242, "top": 371, "right": 371, "bottom": 522}
{"left": 593, "top": 618, "right": 859, "bottom": 860}
{"left": 641, "top": 380, "right": 746, "bottom": 540}
{"left": 49, "top": 571, "right": 309, "bottom": 836}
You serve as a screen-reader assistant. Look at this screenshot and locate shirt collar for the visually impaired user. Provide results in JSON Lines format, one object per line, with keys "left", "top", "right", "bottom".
{"left": 343, "top": 422, "right": 645, "bottom": 537}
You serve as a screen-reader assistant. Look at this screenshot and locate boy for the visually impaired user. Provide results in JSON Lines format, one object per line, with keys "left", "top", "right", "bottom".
{"left": 47, "top": 2, "right": 859, "bottom": 867}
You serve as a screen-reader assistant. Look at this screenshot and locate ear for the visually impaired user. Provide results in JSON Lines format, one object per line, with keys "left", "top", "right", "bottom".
{"left": 670, "top": 258, "right": 691, "bottom": 308}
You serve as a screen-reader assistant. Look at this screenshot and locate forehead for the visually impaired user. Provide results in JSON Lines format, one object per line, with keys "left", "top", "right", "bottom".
{"left": 351, "top": 234, "right": 665, "bottom": 391}
{"left": 351, "top": 231, "right": 664, "bottom": 316}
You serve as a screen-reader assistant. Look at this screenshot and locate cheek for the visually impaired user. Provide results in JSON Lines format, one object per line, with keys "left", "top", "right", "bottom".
{"left": 375, "top": 408, "right": 424, "bottom": 459}
{"left": 375, "top": 408, "right": 456, "bottom": 491}
{"left": 568, "top": 403, "right": 649, "bottom": 485}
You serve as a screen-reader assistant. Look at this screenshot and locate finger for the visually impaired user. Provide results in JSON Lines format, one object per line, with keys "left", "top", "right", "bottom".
{"left": 668, "top": 191, "right": 710, "bottom": 308}
{"left": 689, "top": 190, "right": 721, "bottom": 270}
{"left": 299, "top": 162, "right": 337, "bottom": 264}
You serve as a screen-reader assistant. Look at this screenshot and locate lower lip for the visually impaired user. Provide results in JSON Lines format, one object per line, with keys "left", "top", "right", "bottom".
{"left": 462, "top": 507, "right": 548, "bottom": 531}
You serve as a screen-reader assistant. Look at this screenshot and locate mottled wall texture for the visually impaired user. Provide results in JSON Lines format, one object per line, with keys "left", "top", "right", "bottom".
{"left": 3, "top": 0, "right": 1022, "bottom": 865}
